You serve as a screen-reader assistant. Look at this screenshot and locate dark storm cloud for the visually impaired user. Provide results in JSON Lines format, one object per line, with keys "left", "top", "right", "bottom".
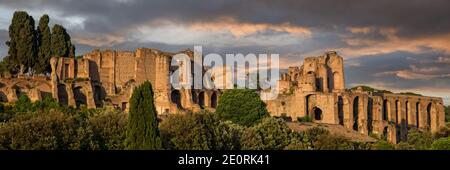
{"left": 2, "top": 0, "right": 450, "bottom": 38}
{"left": 0, "top": 0, "right": 449, "bottom": 104}
{"left": 345, "top": 50, "right": 450, "bottom": 90}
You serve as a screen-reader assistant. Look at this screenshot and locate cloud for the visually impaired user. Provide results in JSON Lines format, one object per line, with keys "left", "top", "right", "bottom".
{"left": 188, "top": 17, "right": 311, "bottom": 37}
{"left": 0, "top": 0, "right": 449, "bottom": 104}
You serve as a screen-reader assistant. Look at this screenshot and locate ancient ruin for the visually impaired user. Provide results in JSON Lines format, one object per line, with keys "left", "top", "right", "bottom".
{"left": 266, "top": 51, "right": 445, "bottom": 143}
{"left": 0, "top": 49, "right": 445, "bottom": 143}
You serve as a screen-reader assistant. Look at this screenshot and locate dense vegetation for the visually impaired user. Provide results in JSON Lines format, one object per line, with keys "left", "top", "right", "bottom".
{"left": 216, "top": 89, "right": 269, "bottom": 126}
{"left": 1, "top": 11, "right": 75, "bottom": 75}
{"left": 1, "top": 88, "right": 449, "bottom": 150}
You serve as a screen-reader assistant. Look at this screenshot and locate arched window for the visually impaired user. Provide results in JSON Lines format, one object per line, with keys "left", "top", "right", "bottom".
{"left": 171, "top": 90, "right": 182, "bottom": 109}
{"left": 353, "top": 96, "right": 359, "bottom": 131}
{"left": 313, "top": 107, "right": 323, "bottom": 121}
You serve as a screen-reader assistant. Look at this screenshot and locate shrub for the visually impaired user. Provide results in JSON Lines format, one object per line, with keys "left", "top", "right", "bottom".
{"left": 216, "top": 89, "right": 268, "bottom": 126}
{"left": 314, "top": 135, "right": 354, "bottom": 150}
{"left": 434, "top": 125, "right": 450, "bottom": 138}
{"left": 239, "top": 127, "right": 264, "bottom": 150}
{"left": 372, "top": 141, "right": 395, "bottom": 150}
{"left": 406, "top": 128, "right": 434, "bottom": 150}
{"left": 252, "top": 117, "right": 292, "bottom": 150}
{"left": 160, "top": 112, "right": 240, "bottom": 150}
{"left": 0, "top": 111, "right": 79, "bottom": 150}
{"left": 14, "top": 95, "right": 33, "bottom": 113}
{"left": 77, "top": 109, "right": 127, "bottom": 150}
{"left": 297, "top": 115, "right": 312, "bottom": 123}
{"left": 302, "top": 127, "right": 330, "bottom": 149}
{"left": 431, "top": 137, "right": 450, "bottom": 150}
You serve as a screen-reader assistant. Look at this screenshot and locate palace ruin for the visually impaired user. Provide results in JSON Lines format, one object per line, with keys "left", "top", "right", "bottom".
{"left": 0, "top": 49, "right": 445, "bottom": 143}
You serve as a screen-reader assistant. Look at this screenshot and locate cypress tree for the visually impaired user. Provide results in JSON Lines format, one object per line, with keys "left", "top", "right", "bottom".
{"left": 35, "top": 14, "right": 52, "bottom": 74}
{"left": 51, "top": 24, "right": 75, "bottom": 58}
{"left": 7, "top": 11, "right": 37, "bottom": 74}
{"left": 125, "top": 81, "right": 162, "bottom": 149}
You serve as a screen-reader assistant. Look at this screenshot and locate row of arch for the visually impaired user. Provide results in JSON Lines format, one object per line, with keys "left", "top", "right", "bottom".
{"left": 336, "top": 95, "right": 437, "bottom": 139}
{"left": 171, "top": 90, "right": 218, "bottom": 109}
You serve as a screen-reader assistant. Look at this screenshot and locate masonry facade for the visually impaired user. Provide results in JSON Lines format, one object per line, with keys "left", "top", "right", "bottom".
{"left": 1, "top": 48, "right": 222, "bottom": 115}
{"left": 266, "top": 51, "right": 446, "bottom": 143}
{"left": 0, "top": 50, "right": 445, "bottom": 143}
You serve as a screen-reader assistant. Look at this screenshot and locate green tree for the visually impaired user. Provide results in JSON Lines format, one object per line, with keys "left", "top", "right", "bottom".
{"left": 51, "top": 24, "right": 75, "bottom": 58}
{"left": 35, "top": 14, "right": 52, "bottom": 74}
{"left": 431, "top": 137, "right": 450, "bottom": 150}
{"left": 160, "top": 112, "right": 240, "bottom": 150}
{"left": 216, "top": 89, "right": 269, "bottom": 126}
{"left": 125, "top": 81, "right": 161, "bottom": 149}
{"left": 6, "top": 11, "right": 37, "bottom": 74}
{"left": 406, "top": 128, "right": 434, "bottom": 150}
{"left": 252, "top": 117, "right": 292, "bottom": 150}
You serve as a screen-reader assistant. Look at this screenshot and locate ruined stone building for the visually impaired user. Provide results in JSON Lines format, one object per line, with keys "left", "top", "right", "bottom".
{"left": 0, "top": 49, "right": 446, "bottom": 143}
{"left": 266, "top": 51, "right": 446, "bottom": 143}
{"left": 1, "top": 48, "right": 222, "bottom": 115}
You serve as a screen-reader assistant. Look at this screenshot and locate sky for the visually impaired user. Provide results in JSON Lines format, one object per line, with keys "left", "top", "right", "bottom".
{"left": 0, "top": 0, "right": 449, "bottom": 104}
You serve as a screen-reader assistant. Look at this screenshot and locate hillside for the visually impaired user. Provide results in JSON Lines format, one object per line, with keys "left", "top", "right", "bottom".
{"left": 286, "top": 122, "right": 377, "bottom": 143}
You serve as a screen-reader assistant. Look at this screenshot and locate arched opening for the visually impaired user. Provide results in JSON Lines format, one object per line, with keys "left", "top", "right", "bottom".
{"left": 171, "top": 90, "right": 182, "bottom": 109}
{"left": 313, "top": 107, "right": 323, "bottom": 121}
{"left": 198, "top": 91, "right": 205, "bottom": 108}
{"left": 367, "top": 98, "right": 373, "bottom": 134}
{"left": 382, "top": 99, "right": 388, "bottom": 121}
{"left": 94, "top": 85, "right": 103, "bottom": 107}
{"left": 395, "top": 100, "right": 400, "bottom": 125}
{"left": 416, "top": 102, "right": 420, "bottom": 128}
{"left": 73, "top": 87, "right": 87, "bottom": 108}
{"left": 382, "top": 126, "right": 388, "bottom": 141}
{"left": 405, "top": 101, "right": 410, "bottom": 128}
{"left": 58, "top": 84, "right": 68, "bottom": 105}
{"left": 305, "top": 94, "right": 314, "bottom": 117}
{"left": 0, "top": 91, "right": 7, "bottom": 102}
{"left": 426, "top": 103, "right": 432, "bottom": 128}
{"left": 338, "top": 96, "right": 344, "bottom": 125}
{"left": 353, "top": 96, "right": 359, "bottom": 131}
{"left": 191, "top": 90, "right": 197, "bottom": 103}
{"left": 211, "top": 92, "right": 217, "bottom": 108}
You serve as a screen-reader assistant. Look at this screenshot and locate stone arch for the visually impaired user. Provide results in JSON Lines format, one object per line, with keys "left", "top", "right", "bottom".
{"left": 171, "top": 90, "right": 182, "bottom": 109}
{"left": 367, "top": 97, "right": 373, "bottom": 134}
{"left": 395, "top": 100, "right": 400, "bottom": 125}
{"left": 305, "top": 94, "right": 315, "bottom": 117}
{"left": 198, "top": 91, "right": 205, "bottom": 108}
{"left": 416, "top": 102, "right": 420, "bottom": 128}
{"left": 191, "top": 90, "right": 197, "bottom": 104}
{"left": 313, "top": 107, "right": 323, "bottom": 121}
{"left": 210, "top": 92, "right": 217, "bottom": 108}
{"left": 332, "top": 71, "right": 342, "bottom": 90}
{"left": 353, "top": 96, "right": 359, "bottom": 131}
{"left": 382, "top": 99, "right": 389, "bottom": 121}
{"left": 93, "top": 85, "right": 103, "bottom": 107}
{"left": 426, "top": 102, "right": 432, "bottom": 128}
{"left": 58, "top": 84, "right": 68, "bottom": 105}
{"left": 73, "top": 86, "right": 87, "bottom": 107}
{"left": 338, "top": 96, "right": 344, "bottom": 125}
{"left": 382, "top": 126, "right": 389, "bottom": 140}
{"left": 405, "top": 101, "right": 410, "bottom": 128}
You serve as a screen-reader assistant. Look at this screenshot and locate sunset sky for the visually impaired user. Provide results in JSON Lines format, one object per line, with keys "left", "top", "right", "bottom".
{"left": 0, "top": 0, "right": 449, "bottom": 104}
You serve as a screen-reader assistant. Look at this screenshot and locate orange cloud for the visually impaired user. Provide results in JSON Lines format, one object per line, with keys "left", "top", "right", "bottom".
{"left": 340, "top": 27, "right": 450, "bottom": 57}
{"left": 347, "top": 26, "right": 374, "bottom": 34}
{"left": 73, "top": 33, "right": 126, "bottom": 47}
{"left": 189, "top": 17, "right": 311, "bottom": 37}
